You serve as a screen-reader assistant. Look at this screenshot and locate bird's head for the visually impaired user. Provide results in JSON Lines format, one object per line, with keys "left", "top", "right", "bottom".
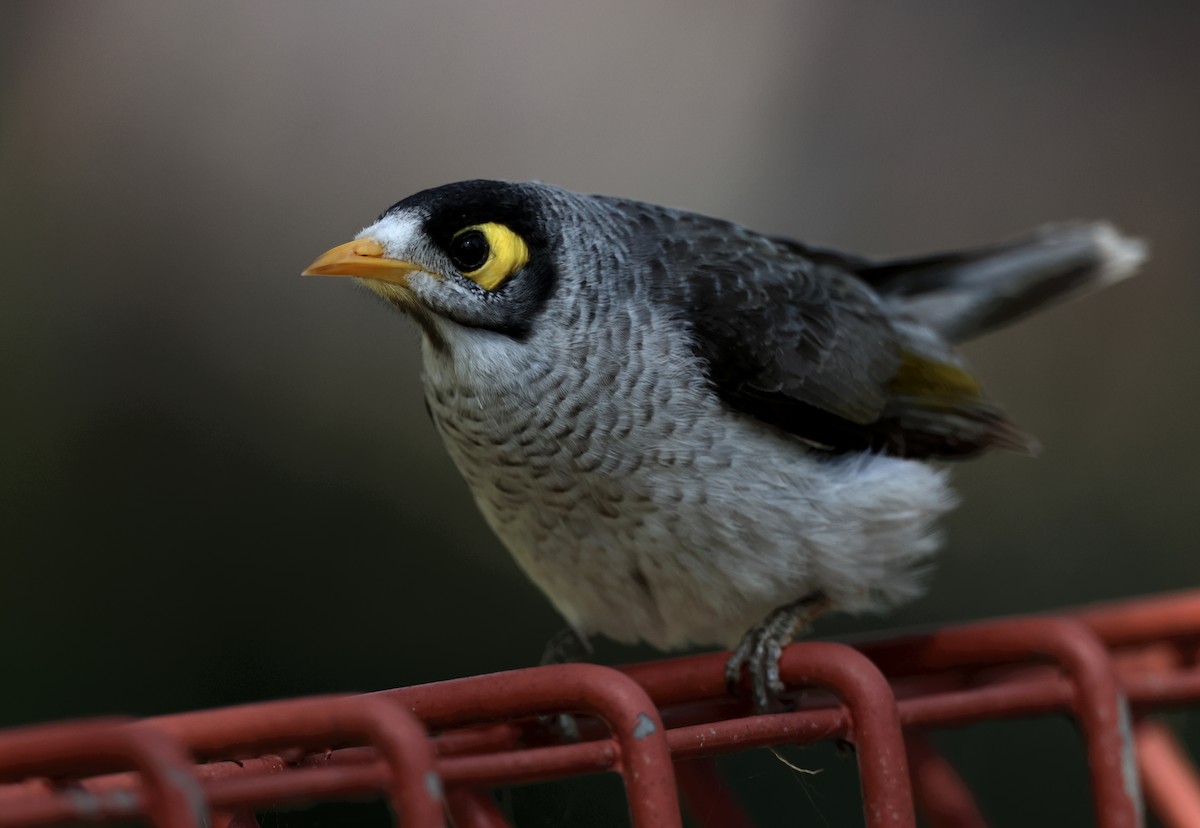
{"left": 303, "top": 180, "right": 575, "bottom": 347}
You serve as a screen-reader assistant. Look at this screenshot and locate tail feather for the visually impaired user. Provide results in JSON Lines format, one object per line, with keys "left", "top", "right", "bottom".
{"left": 860, "top": 223, "right": 1147, "bottom": 343}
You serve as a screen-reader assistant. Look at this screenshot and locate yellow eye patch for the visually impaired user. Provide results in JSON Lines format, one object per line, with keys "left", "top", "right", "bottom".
{"left": 449, "top": 223, "right": 530, "bottom": 291}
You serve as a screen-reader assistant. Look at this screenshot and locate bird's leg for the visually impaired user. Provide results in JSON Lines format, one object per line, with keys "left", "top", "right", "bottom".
{"left": 538, "top": 627, "right": 593, "bottom": 742}
{"left": 725, "top": 591, "right": 831, "bottom": 714}
{"left": 540, "top": 626, "right": 593, "bottom": 666}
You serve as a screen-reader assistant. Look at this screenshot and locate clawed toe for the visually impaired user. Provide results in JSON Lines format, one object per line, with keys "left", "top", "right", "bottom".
{"left": 724, "top": 635, "right": 754, "bottom": 697}
{"left": 724, "top": 591, "right": 831, "bottom": 714}
{"left": 725, "top": 626, "right": 789, "bottom": 713}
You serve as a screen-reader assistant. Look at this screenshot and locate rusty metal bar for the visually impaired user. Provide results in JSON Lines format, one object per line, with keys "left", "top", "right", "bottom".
{"left": 444, "top": 786, "right": 511, "bottom": 828}
{"left": 3, "top": 590, "right": 1200, "bottom": 827}
{"left": 674, "top": 757, "right": 757, "bottom": 828}
{"left": 211, "top": 810, "right": 261, "bottom": 828}
{"left": 440, "top": 741, "right": 615, "bottom": 787}
{"left": 7, "top": 659, "right": 1192, "bottom": 827}
{"left": 0, "top": 737, "right": 621, "bottom": 824}
{"left": 435, "top": 725, "right": 524, "bottom": 757}
{"left": 858, "top": 618, "right": 1142, "bottom": 828}
{"left": 906, "top": 732, "right": 988, "bottom": 828}
{"left": 623, "top": 641, "right": 916, "bottom": 828}
{"left": 666, "top": 706, "right": 848, "bottom": 758}
{"left": 782, "top": 643, "right": 915, "bottom": 827}
{"left": 379, "top": 663, "right": 682, "bottom": 828}
{"left": 1075, "top": 591, "right": 1200, "bottom": 646}
{"left": 154, "top": 694, "right": 445, "bottom": 827}
{"left": 0, "top": 719, "right": 205, "bottom": 828}
{"left": 1134, "top": 718, "right": 1200, "bottom": 828}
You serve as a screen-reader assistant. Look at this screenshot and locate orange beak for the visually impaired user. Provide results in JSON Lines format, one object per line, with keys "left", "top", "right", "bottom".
{"left": 301, "top": 239, "right": 423, "bottom": 286}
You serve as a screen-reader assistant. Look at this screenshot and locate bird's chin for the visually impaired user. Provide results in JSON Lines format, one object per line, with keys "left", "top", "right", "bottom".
{"left": 356, "top": 278, "right": 449, "bottom": 350}
{"left": 356, "top": 277, "right": 419, "bottom": 309}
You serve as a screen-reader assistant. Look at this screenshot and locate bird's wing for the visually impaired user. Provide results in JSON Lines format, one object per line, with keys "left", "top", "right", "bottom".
{"left": 650, "top": 214, "right": 1031, "bottom": 458}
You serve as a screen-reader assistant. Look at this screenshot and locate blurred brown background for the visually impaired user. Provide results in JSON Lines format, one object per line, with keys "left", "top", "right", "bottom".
{"left": 2, "top": 2, "right": 1198, "bottom": 825}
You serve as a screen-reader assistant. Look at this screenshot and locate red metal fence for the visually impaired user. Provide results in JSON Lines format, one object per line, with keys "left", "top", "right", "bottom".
{"left": 2, "top": 590, "right": 1200, "bottom": 827}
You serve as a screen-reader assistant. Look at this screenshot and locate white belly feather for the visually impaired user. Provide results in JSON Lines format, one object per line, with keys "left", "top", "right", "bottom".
{"left": 421, "top": 316, "right": 955, "bottom": 651}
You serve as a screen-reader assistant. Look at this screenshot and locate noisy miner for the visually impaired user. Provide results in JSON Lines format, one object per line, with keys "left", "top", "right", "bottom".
{"left": 304, "top": 180, "right": 1144, "bottom": 711}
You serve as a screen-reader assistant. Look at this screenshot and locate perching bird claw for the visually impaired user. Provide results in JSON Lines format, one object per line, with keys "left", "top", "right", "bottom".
{"left": 725, "top": 592, "right": 831, "bottom": 714}
{"left": 540, "top": 626, "right": 592, "bottom": 667}
{"left": 538, "top": 627, "right": 593, "bottom": 742}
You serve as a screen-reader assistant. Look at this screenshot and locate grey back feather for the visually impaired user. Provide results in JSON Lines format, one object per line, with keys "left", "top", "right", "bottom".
{"left": 586, "top": 194, "right": 1143, "bottom": 459}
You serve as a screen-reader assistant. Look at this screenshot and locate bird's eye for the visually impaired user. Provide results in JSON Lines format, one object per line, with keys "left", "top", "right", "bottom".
{"left": 449, "top": 223, "right": 530, "bottom": 291}
{"left": 449, "top": 229, "right": 490, "bottom": 272}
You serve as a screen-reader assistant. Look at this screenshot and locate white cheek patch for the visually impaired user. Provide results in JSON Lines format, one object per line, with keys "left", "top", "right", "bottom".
{"left": 356, "top": 213, "right": 423, "bottom": 260}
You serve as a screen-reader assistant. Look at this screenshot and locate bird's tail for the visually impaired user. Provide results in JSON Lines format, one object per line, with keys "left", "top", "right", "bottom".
{"left": 859, "top": 223, "right": 1146, "bottom": 343}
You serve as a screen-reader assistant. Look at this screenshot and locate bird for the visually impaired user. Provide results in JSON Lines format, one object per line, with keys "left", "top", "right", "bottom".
{"left": 303, "top": 180, "right": 1144, "bottom": 712}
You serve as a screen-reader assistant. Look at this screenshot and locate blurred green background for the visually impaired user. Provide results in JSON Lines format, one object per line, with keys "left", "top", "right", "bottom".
{"left": 2, "top": 2, "right": 1198, "bottom": 825}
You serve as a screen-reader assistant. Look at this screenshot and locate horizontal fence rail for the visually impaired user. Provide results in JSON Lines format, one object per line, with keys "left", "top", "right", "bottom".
{"left": 3, "top": 591, "right": 1200, "bottom": 827}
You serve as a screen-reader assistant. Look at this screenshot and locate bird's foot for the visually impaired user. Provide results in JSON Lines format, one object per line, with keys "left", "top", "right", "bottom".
{"left": 725, "top": 591, "right": 831, "bottom": 714}
{"left": 538, "top": 627, "right": 593, "bottom": 742}
{"left": 540, "top": 626, "right": 592, "bottom": 666}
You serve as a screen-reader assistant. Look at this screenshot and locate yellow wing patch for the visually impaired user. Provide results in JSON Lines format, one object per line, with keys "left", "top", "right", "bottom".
{"left": 889, "top": 351, "right": 983, "bottom": 401}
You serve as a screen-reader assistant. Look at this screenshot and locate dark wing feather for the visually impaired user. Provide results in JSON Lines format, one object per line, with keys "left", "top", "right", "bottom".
{"left": 633, "top": 206, "right": 1030, "bottom": 459}
{"left": 683, "top": 250, "right": 900, "bottom": 427}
